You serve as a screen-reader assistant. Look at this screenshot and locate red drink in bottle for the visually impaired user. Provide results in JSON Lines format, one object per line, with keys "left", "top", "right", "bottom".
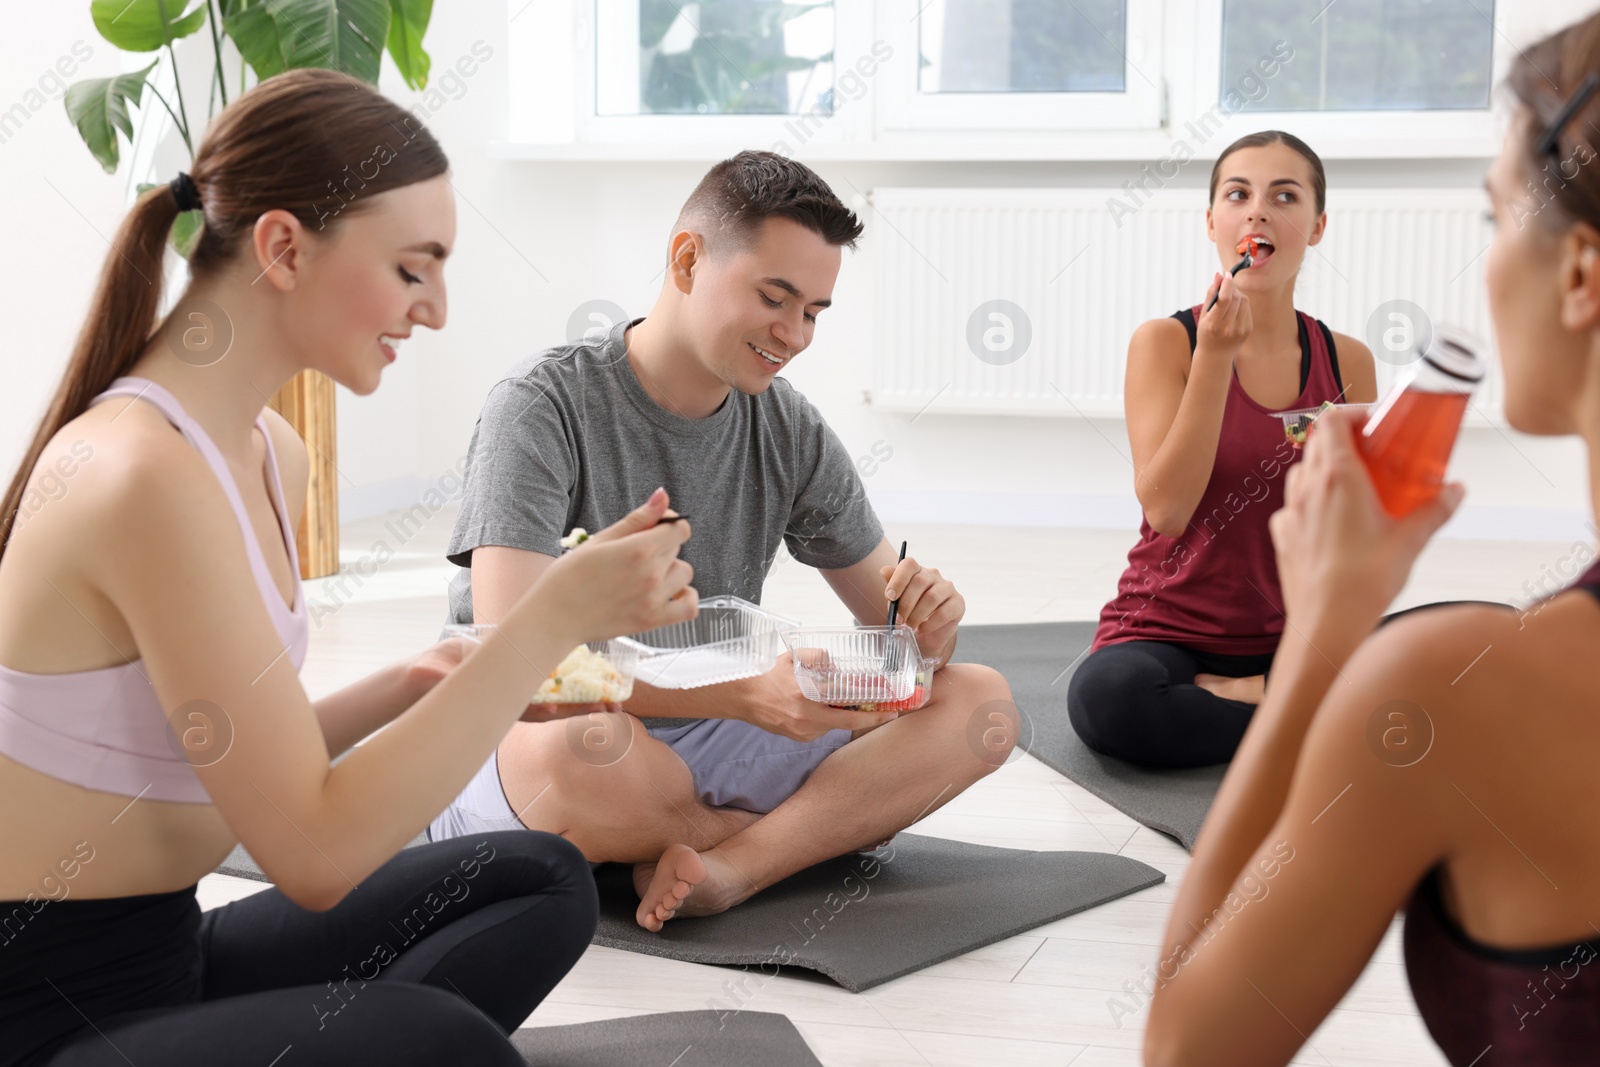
{"left": 1355, "top": 328, "right": 1484, "bottom": 518}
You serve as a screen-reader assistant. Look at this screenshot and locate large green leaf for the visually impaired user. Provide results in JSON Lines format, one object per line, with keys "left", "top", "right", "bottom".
{"left": 224, "top": 3, "right": 287, "bottom": 78}
{"left": 135, "top": 181, "right": 205, "bottom": 257}
{"left": 386, "top": 0, "right": 431, "bottom": 90}
{"left": 91, "top": 0, "right": 209, "bottom": 53}
{"left": 63, "top": 61, "right": 158, "bottom": 173}
{"left": 267, "top": 0, "right": 390, "bottom": 84}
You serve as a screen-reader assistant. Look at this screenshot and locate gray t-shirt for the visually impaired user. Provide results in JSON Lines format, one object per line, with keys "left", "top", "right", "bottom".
{"left": 445, "top": 318, "right": 884, "bottom": 725}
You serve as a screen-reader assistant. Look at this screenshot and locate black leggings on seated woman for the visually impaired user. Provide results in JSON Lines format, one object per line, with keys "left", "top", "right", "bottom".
{"left": 7, "top": 831, "right": 595, "bottom": 1067}
{"left": 1067, "top": 601, "right": 1504, "bottom": 768}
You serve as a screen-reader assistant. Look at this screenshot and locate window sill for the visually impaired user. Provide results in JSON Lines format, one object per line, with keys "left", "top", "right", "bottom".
{"left": 487, "top": 132, "right": 1498, "bottom": 164}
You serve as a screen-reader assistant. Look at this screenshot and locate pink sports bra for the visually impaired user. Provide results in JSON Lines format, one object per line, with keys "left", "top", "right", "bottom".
{"left": 0, "top": 377, "right": 309, "bottom": 803}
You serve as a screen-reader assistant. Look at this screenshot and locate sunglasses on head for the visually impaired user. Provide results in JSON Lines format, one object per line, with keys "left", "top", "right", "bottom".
{"left": 1536, "top": 72, "right": 1600, "bottom": 156}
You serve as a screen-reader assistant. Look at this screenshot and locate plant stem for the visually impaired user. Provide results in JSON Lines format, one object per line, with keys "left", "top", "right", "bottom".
{"left": 145, "top": 84, "right": 190, "bottom": 156}
{"left": 206, "top": 0, "right": 228, "bottom": 108}
{"left": 150, "top": 0, "right": 193, "bottom": 152}
{"left": 165, "top": 41, "right": 193, "bottom": 154}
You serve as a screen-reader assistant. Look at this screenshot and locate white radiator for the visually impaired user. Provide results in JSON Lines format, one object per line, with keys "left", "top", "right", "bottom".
{"left": 868, "top": 187, "right": 1501, "bottom": 421}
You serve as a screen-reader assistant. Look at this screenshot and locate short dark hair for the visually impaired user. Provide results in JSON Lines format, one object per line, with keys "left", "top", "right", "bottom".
{"left": 1208, "top": 130, "right": 1327, "bottom": 215}
{"left": 676, "top": 150, "right": 864, "bottom": 253}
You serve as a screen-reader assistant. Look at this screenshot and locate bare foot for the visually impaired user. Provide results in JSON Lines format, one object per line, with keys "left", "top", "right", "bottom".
{"left": 1193, "top": 673, "right": 1266, "bottom": 705}
{"left": 632, "top": 846, "right": 756, "bottom": 931}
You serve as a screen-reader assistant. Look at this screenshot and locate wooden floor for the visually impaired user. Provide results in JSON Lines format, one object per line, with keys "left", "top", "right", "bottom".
{"left": 200, "top": 507, "right": 1578, "bottom": 1065}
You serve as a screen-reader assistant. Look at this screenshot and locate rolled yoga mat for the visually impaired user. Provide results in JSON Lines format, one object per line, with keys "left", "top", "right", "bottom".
{"left": 219, "top": 832, "right": 1162, "bottom": 994}
{"left": 950, "top": 620, "right": 1225, "bottom": 851}
{"left": 511, "top": 1010, "right": 821, "bottom": 1067}
{"left": 590, "top": 832, "right": 1162, "bottom": 993}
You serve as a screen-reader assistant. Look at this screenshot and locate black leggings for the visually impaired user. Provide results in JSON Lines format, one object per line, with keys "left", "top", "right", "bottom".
{"left": 1068, "top": 642, "right": 1273, "bottom": 768}
{"left": 1067, "top": 601, "right": 1508, "bottom": 768}
{"left": 10, "top": 831, "right": 595, "bottom": 1067}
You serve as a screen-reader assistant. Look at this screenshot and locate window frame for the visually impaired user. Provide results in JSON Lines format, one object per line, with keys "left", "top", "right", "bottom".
{"left": 500, "top": 0, "right": 1509, "bottom": 161}
{"left": 1178, "top": 0, "right": 1508, "bottom": 157}
{"left": 874, "top": 0, "right": 1165, "bottom": 132}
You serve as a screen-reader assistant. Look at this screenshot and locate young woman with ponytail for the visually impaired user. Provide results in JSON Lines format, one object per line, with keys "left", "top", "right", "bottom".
{"left": 1068, "top": 130, "right": 1380, "bottom": 769}
{"left": 0, "top": 69, "right": 697, "bottom": 1066}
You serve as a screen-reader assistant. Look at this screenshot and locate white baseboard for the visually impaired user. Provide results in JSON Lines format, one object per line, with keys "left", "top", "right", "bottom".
{"left": 865, "top": 488, "right": 1595, "bottom": 544}
{"left": 339, "top": 480, "right": 1593, "bottom": 545}
{"left": 339, "top": 476, "right": 430, "bottom": 522}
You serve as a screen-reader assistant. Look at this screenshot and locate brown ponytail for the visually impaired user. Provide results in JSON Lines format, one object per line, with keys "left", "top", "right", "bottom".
{"left": 0, "top": 68, "right": 447, "bottom": 561}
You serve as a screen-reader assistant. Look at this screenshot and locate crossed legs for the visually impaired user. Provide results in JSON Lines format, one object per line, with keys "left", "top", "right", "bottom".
{"left": 495, "top": 663, "right": 1016, "bottom": 928}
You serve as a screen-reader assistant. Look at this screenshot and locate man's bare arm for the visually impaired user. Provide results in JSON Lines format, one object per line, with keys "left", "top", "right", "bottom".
{"left": 470, "top": 545, "right": 557, "bottom": 625}
{"left": 821, "top": 538, "right": 962, "bottom": 667}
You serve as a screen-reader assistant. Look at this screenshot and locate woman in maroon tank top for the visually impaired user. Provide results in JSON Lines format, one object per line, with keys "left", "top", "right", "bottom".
{"left": 1144, "top": 13, "right": 1600, "bottom": 1066}
{"left": 1068, "top": 131, "right": 1378, "bottom": 767}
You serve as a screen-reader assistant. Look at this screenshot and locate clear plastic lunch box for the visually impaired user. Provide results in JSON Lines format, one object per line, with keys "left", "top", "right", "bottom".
{"left": 625, "top": 595, "right": 798, "bottom": 689}
{"left": 780, "top": 624, "right": 937, "bottom": 711}
{"left": 440, "top": 623, "right": 644, "bottom": 704}
{"left": 1279, "top": 402, "right": 1370, "bottom": 447}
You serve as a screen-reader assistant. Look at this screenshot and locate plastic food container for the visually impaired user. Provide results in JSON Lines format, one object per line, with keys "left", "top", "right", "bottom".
{"left": 625, "top": 595, "right": 798, "bottom": 689}
{"left": 1279, "top": 402, "right": 1369, "bottom": 449}
{"left": 781, "top": 624, "right": 937, "bottom": 711}
{"left": 441, "top": 624, "right": 643, "bottom": 704}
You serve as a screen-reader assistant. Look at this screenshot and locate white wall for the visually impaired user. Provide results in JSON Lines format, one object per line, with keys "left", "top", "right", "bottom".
{"left": 4, "top": 2, "right": 1597, "bottom": 543}
{"left": 1, "top": 8, "right": 129, "bottom": 469}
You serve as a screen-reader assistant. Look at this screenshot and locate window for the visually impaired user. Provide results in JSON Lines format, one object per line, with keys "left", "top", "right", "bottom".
{"left": 880, "top": 0, "right": 1164, "bottom": 131}
{"left": 919, "top": 0, "right": 1127, "bottom": 94}
{"left": 1221, "top": 0, "right": 1494, "bottom": 112}
{"left": 501, "top": 0, "right": 1515, "bottom": 159}
{"left": 596, "top": 1, "right": 835, "bottom": 117}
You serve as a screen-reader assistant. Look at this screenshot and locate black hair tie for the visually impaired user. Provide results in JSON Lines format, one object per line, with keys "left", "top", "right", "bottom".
{"left": 169, "top": 171, "right": 202, "bottom": 212}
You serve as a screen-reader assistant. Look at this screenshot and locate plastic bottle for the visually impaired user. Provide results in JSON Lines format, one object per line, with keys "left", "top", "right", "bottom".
{"left": 1355, "top": 327, "right": 1484, "bottom": 518}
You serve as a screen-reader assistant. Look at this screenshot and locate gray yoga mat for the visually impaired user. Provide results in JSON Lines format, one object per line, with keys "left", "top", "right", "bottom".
{"left": 511, "top": 1010, "right": 820, "bottom": 1067}
{"left": 591, "top": 832, "right": 1162, "bottom": 993}
{"left": 219, "top": 832, "right": 1162, "bottom": 994}
{"left": 951, "top": 621, "right": 1225, "bottom": 851}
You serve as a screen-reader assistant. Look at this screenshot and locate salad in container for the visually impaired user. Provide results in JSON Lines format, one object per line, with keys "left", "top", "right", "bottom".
{"left": 781, "top": 624, "right": 936, "bottom": 712}
{"left": 440, "top": 623, "right": 642, "bottom": 706}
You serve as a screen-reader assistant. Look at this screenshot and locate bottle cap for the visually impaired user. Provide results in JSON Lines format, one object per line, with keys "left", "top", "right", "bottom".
{"left": 1418, "top": 326, "right": 1485, "bottom": 386}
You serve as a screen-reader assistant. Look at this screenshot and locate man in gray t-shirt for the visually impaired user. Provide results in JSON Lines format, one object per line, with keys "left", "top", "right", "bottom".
{"left": 431, "top": 151, "right": 1014, "bottom": 931}
{"left": 443, "top": 316, "right": 883, "bottom": 731}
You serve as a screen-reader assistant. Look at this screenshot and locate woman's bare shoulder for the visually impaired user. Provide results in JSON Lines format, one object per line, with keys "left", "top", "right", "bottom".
{"left": 1359, "top": 594, "right": 1600, "bottom": 769}
{"left": 20, "top": 401, "right": 233, "bottom": 568}
{"left": 1130, "top": 314, "right": 1192, "bottom": 353}
{"left": 1275, "top": 602, "right": 1533, "bottom": 860}
{"left": 1126, "top": 316, "right": 1193, "bottom": 381}
{"left": 1329, "top": 330, "right": 1379, "bottom": 403}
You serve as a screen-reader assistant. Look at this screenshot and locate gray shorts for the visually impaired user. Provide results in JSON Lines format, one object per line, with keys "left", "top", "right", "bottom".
{"left": 646, "top": 718, "right": 852, "bottom": 814}
{"left": 428, "top": 746, "right": 525, "bottom": 842}
{"left": 428, "top": 719, "right": 851, "bottom": 842}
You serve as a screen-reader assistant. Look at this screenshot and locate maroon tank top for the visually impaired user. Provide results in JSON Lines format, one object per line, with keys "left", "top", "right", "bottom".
{"left": 1401, "top": 557, "right": 1600, "bottom": 1066}
{"left": 1092, "top": 307, "right": 1344, "bottom": 656}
